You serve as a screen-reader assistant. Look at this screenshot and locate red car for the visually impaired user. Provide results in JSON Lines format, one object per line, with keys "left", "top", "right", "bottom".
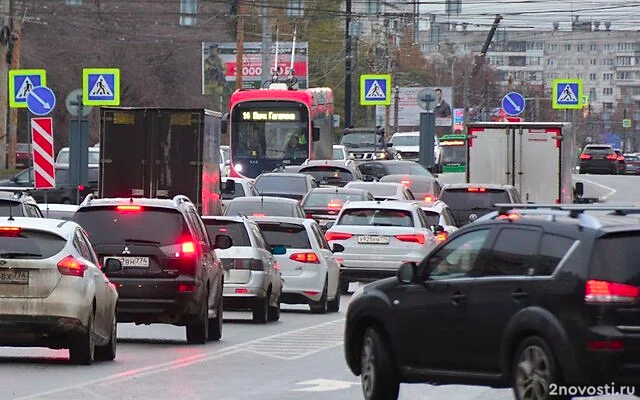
{"left": 13, "top": 143, "right": 32, "bottom": 169}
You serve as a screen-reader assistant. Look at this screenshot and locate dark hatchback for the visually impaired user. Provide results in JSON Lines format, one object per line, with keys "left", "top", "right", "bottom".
{"left": 297, "top": 160, "right": 364, "bottom": 187}
{"left": 344, "top": 205, "right": 640, "bottom": 400}
{"left": 439, "top": 183, "right": 521, "bottom": 227}
{"left": 73, "top": 195, "right": 229, "bottom": 344}
{"left": 579, "top": 144, "right": 618, "bottom": 174}
{"left": 0, "top": 166, "right": 97, "bottom": 204}
{"left": 357, "top": 160, "right": 435, "bottom": 182}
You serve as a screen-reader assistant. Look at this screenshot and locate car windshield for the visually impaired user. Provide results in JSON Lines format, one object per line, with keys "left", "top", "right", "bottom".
{"left": 384, "top": 162, "right": 434, "bottom": 177}
{"left": 203, "top": 220, "right": 251, "bottom": 247}
{"left": 302, "top": 192, "right": 365, "bottom": 208}
{"left": 73, "top": 207, "right": 187, "bottom": 246}
{"left": 56, "top": 149, "right": 100, "bottom": 164}
{"left": 255, "top": 176, "right": 308, "bottom": 195}
{"left": 340, "top": 132, "right": 381, "bottom": 147}
{"left": 333, "top": 147, "right": 345, "bottom": 160}
{"left": 257, "top": 223, "right": 311, "bottom": 249}
{"left": 223, "top": 201, "right": 293, "bottom": 217}
{"left": 391, "top": 135, "right": 419, "bottom": 146}
{"left": 339, "top": 208, "right": 413, "bottom": 227}
{"left": 440, "top": 189, "right": 510, "bottom": 210}
{"left": 347, "top": 183, "right": 398, "bottom": 197}
{"left": 16, "top": 143, "right": 30, "bottom": 152}
{"left": 0, "top": 229, "right": 66, "bottom": 259}
{"left": 299, "top": 167, "right": 353, "bottom": 184}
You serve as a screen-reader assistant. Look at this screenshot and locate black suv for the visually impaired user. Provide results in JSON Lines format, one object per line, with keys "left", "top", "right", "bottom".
{"left": 344, "top": 204, "right": 640, "bottom": 400}
{"left": 73, "top": 194, "right": 231, "bottom": 344}
{"left": 579, "top": 144, "right": 618, "bottom": 175}
{"left": 0, "top": 191, "right": 43, "bottom": 217}
{"left": 439, "top": 183, "right": 521, "bottom": 227}
{"left": 340, "top": 127, "right": 398, "bottom": 161}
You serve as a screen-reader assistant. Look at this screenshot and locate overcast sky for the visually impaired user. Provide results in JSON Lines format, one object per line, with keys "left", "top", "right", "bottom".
{"left": 417, "top": 0, "right": 640, "bottom": 31}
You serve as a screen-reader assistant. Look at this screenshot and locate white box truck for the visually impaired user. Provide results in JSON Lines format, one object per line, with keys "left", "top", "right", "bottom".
{"left": 466, "top": 122, "right": 579, "bottom": 204}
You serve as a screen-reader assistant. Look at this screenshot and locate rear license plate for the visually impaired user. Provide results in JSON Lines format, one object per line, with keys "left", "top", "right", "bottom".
{"left": 105, "top": 256, "right": 149, "bottom": 268}
{"left": 358, "top": 235, "right": 390, "bottom": 244}
{"left": 0, "top": 269, "right": 28, "bottom": 284}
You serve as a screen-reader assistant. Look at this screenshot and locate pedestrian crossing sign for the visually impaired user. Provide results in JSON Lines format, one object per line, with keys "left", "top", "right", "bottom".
{"left": 9, "top": 69, "right": 47, "bottom": 108}
{"left": 552, "top": 79, "right": 583, "bottom": 109}
{"left": 83, "top": 68, "right": 120, "bottom": 106}
{"left": 360, "top": 74, "right": 391, "bottom": 106}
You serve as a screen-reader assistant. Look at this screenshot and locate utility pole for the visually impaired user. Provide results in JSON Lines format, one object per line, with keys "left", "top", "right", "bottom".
{"left": 260, "top": 1, "right": 271, "bottom": 86}
{"left": 235, "top": 0, "right": 244, "bottom": 90}
{"left": 7, "top": 7, "right": 22, "bottom": 171}
{"left": 384, "top": 18, "right": 391, "bottom": 137}
{"left": 0, "top": 0, "right": 11, "bottom": 171}
{"left": 344, "top": 0, "right": 352, "bottom": 128}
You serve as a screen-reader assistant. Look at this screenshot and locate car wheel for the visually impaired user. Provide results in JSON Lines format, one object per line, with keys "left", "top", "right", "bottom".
{"left": 327, "top": 281, "right": 340, "bottom": 313}
{"left": 95, "top": 313, "right": 117, "bottom": 361}
{"left": 69, "top": 310, "right": 95, "bottom": 365}
{"left": 186, "top": 290, "right": 209, "bottom": 344}
{"left": 268, "top": 293, "right": 281, "bottom": 322}
{"left": 310, "top": 281, "right": 328, "bottom": 314}
{"left": 360, "top": 327, "right": 400, "bottom": 400}
{"left": 253, "top": 295, "right": 269, "bottom": 324}
{"left": 512, "top": 336, "right": 566, "bottom": 400}
{"left": 207, "top": 288, "right": 223, "bottom": 341}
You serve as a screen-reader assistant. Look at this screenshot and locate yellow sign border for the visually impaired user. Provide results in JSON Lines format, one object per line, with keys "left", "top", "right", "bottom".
{"left": 552, "top": 79, "right": 583, "bottom": 110}
{"left": 83, "top": 68, "right": 121, "bottom": 106}
{"left": 9, "top": 69, "right": 47, "bottom": 108}
{"left": 360, "top": 74, "right": 391, "bottom": 106}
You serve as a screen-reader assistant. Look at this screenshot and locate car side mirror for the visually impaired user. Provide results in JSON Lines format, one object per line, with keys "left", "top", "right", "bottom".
{"left": 221, "top": 113, "right": 229, "bottom": 134}
{"left": 430, "top": 224, "right": 444, "bottom": 234}
{"left": 312, "top": 126, "right": 320, "bottom": 142}
{"left": 331, "top": 243, "right": 344, "bottom": 253}
{"left": 574, "top": 182, "right": 584, "bottom": 197}
{"left": 325, "top": 221, "right": 334, "bottom": 230}
{"left": 271, "top": 245, "right": 286, "bottom": 255}
{"left": 362, "top": 174, "right": 375, "bottom": 182}
{"left": 224, "top": 179, "right": 236, "bottom": 194}
{"left": 103, "top": 258, "right": 122, "bottom": 274}
{"left": 214, "top": 234, "right": 233, "bottom": 250}
{"left": 386, "top": 142, "right": 393, "bottom": 148}
{"left": 397, "top": 261, "right": 418, "bottom": 284}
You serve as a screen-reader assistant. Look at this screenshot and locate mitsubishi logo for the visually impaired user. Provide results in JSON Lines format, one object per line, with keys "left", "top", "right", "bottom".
{"left": 122, "top": 246, "right": 131, "bottom": 255}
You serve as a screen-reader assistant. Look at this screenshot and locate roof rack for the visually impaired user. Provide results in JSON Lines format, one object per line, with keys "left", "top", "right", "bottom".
{"left": 172, "top": 195, "right": 192, "bottom": 207}
{"left": 79, "top": 193, "right": 95, "bottom": 206}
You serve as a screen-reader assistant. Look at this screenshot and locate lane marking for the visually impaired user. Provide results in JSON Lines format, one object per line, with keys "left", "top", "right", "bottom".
{"left": 574, "top": 177, "right": 617, "bottom": 201}
{"left": 14, "top": 318, "right": 344, "bottom": 400}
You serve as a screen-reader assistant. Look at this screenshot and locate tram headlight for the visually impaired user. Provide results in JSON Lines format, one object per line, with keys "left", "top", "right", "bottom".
{"left": 234, "top": 163, "right": 243, "bottom": 172}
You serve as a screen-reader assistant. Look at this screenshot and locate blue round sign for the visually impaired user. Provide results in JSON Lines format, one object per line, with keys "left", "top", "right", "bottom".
{"left": 26, "top": 86, "right": 56, "bottom": 116}
{"left": 501, "top": 92, "right": 525, "bottom": 117}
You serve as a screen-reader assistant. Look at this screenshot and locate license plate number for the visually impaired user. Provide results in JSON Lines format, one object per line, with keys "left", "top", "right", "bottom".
{"left": 105, "top": 256, "right": 149, "bottom": 268}
{"left": 0, "top": 269, "right": 29, "bottom": 284}
{"left": 358, "top": 235, "right": 389, "bottom": 244}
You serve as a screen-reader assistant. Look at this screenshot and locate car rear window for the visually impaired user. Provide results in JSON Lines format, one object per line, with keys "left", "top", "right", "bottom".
{"left": 625, "top": 156, "right": 639, "bottom": 161}
{"left": 339, "top": 208, "right": 413, "bottom": 227}
{"left": 222, "top": 183, "right": 245, "bottom": 200}
{"left": 0, "top": 229, "right": 66, "bottom": 259}
{"left": 302, "top": 192, "right": 365, "bottom": 208}
{"left": 257, "top": 222, "right": 311, "bottom": 249}
{"left": 347, "top": 184, "right": 398, "bottom": 197}
{"left": 421, "top": 210, "right": 441, "bottom": 226}
{"left": 385, "top": 163, "right": 433, "bottom": 177}
{"left": 440, "top": 189, "right": 510, "bottom": 210}
{"left": 16, "top": 144, "right": 30, "bottom": 152}
{"left": 584, "top": 146, "right": 613, "bottom": 154}
{"left": 255, "top": 176, "right": 308, "bottom": 195}
{"left": 224, "top": 201, "right": 293, "bottom": 217}
{"left": 73, "top": 207, "right": 188, "bottom": 246}
{"left": 202, "top": 220, "right": 251, "bottom": 247}
{"left": 299, "top": 166, "right": 354, "bottom": 185}
{"left": 381, "top": 177, "right": 434, "bottom": 193}
{"left": 0, "top": 200, "right": 26, "bottom": 217}
{"left": 589, "top": 233, "right": 640, "bottom": 286}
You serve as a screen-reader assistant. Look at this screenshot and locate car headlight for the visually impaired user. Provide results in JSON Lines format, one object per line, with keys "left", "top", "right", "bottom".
{"left": 376, "top": 153, "right": 387, "bottom": 159}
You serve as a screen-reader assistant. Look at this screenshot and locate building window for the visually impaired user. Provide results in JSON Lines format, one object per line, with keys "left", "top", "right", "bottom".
{"left": 603, "top": 73, "right": 614, "bottom": 80}
{"left": 366, "top": 0, "right": 381, "bottom": 14}
{"left": 547, "top": 59, "right": 556, "bottom": 66}
{"left": 287, "top": 0, "right": 304, "bottom": 17}
{"left": 576, "top": 44, "right": 584, "bottom": 52}
{"left": 590, "top": 43, "right": 598, "bottom": 51}
{"left": 589, "top": 73, "right": 597, "bottom": 81}
{"left": 577, "top": 58, "right": 584, "bottom": 65}
{"left": 564, "top": 44, "right": 571, "bottom": 51}
{"left": 604, "top": 44, "right": 613, "bottom": 51}
{"left": 616, "top": 56, "right": 632, "bottom": 66}
{"left": 548, "top": 44, "right": 558, "bottom": 51}
{"left": 589, "top": 87, "right": 597, "bottom": 101}
{"left": 180, "top": 0, "right": 197, "bottom": 26}
{"left": 590, "top": 59, "right": 597, "bottom": 65}
{"left": 603, "top": 102, "right": 613, "bottom": 110}
{"left": 604, "top": 58, "right": 614, "bottom": 66}
{"left": 603, "top": 87, "right": 613, "bottom": 96}
{"left": 576, "top": 73, "right": 583, "bottom": 79}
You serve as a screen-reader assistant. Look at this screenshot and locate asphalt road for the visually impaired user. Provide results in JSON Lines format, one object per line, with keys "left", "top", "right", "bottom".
{"left": 1, "top": 173, "right": 639, "bottom": 400}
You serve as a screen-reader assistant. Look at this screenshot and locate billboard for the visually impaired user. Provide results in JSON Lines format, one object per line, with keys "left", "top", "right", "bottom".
{"left": 202, "top": 42, "right": 309, "bottom": 96}
{"left": 375, "top": 86, "right": 453, "bottom": 128}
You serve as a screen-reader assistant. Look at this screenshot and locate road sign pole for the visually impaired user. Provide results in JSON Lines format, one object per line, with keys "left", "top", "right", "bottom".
{"left": 419, "top": 111, "right": 435, "bottom": 170}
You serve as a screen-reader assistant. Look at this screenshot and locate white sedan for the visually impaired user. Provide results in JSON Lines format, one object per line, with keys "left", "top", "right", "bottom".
{"left": 0, "top": 217, "right": 119, "bottom": 364}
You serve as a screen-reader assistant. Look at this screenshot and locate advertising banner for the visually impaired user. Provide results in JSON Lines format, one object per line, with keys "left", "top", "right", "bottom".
{"left": 376, "top": 86, "right": 453, "bottom": 128}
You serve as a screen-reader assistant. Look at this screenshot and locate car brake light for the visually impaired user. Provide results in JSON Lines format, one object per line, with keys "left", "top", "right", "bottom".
{"left": 235, "top": 288, "right": 249, "bottom": 294}
{"left": 78, "top": 185, "right": 85, "bottom": 191}
{"left": 587, "top": 340, "right": 624, "bottom": 351}
{"left": 57, "top": 256, "right": 88, "bottom": 277}
{"left": 325, "top": 232, "right": 352, "bottom": 241}
{"left": 289, "top": 252, "right": 320, "bottom": 263}
{"left": 400, "top": 180, "right": 411, "bottom": 186}
{"left": 423, "top": 195, "right": 434, "bottom": 202}
{"left": 0, "top": 226, "right": 21, "bottom": 236}
{"left": 618, "top": 156, "right": 625, "bottom": 161}
{"left": 116, "top": 205, "right": 142, "bottom": 212}
{"left": 218, "top": 228, "right": 227, "bottom": 232}
{"left": 180, "top": 241, "right": 196, "bottom": 257}
{"left": 178, "top": 284, "right": 196, "bottom": 292}
{"left": 580, "top": 153, "right": 591, "bottom": 160}
{"left": 585, "top": 280, "right": 640, "bottom": 304}
{"left": 436, "top": 232, "right": 448, "bottom": 243}
{"left": 395, "top": 234, "right": 425, "bottom": 245}
{"left": 327, "top": 199, "right": 343, "bottom": 209}
{"left": 467, "top": 187, "right": 486, "bottom": 192}
{"left": 305, "top": 213, "right": 314, "bottom": 219}
{"left": 498, "top": 213, "right": 520, "bottom": 220}
{"left": 606, "top": 154, "right": 618, "bottom": 160}
{"left": 253, "top": 213, "right": 266, "bottom": 217}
